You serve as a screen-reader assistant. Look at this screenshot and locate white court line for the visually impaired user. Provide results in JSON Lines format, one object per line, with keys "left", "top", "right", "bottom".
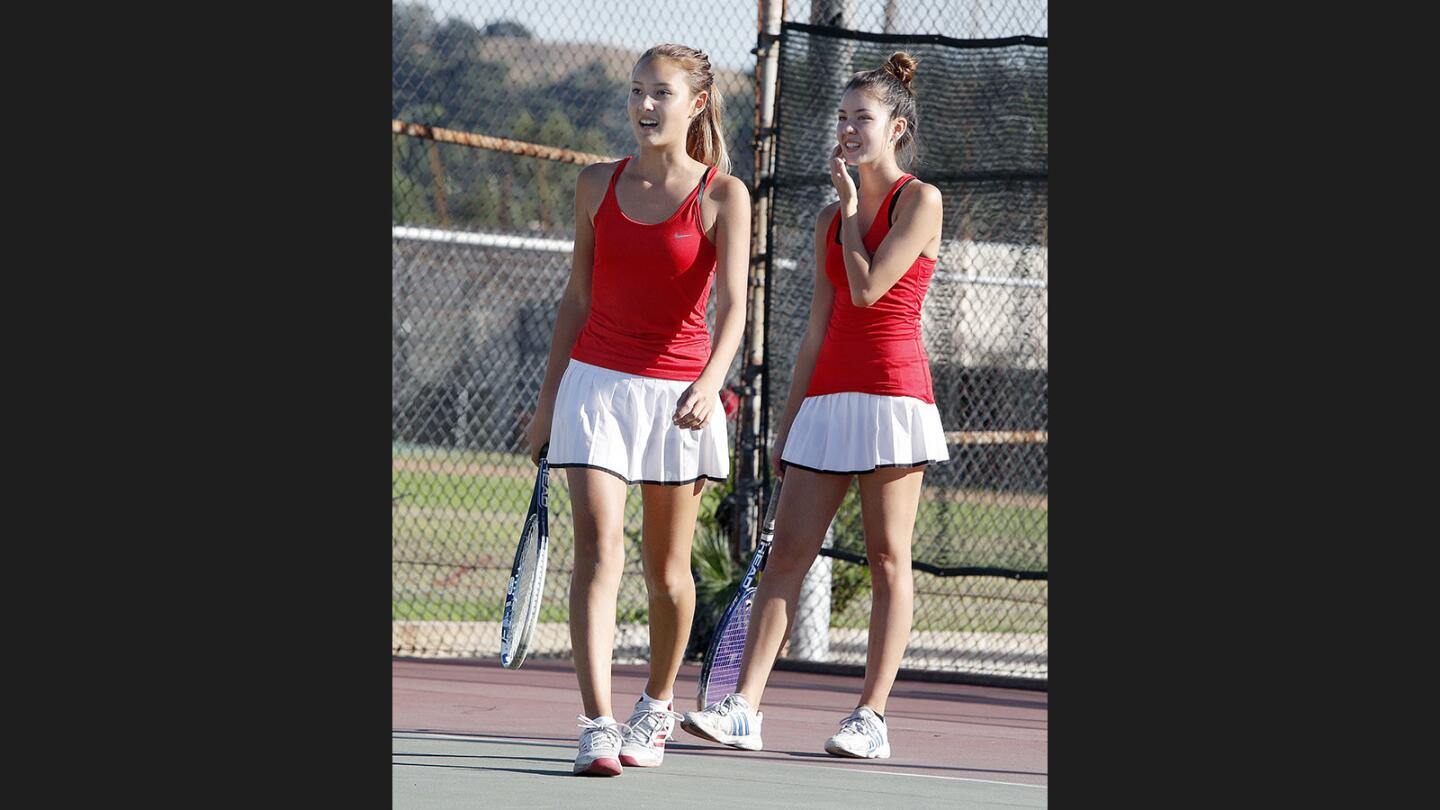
{"left": 396, "top": 732, "right": 1047, "bottom": 789}
{"left": 393, "top": 731, "right": 564, "bottom": 744}
{"left": 819, "top": 765, "right": 1047, "bottom": 789}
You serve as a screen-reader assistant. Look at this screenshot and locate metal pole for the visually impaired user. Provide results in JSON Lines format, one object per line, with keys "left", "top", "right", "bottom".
{"left": 811, "top": 0, "right": 857, "bottom": 154}
{"left": 810, "top": 0, "right": 854, "bottom": 26}
{"left": 791, "top": 522, "right": 834, "bottom": 661}
{"left": 426, "top": 140, "right": 451, "bottom": 228}
{"left": 738, "top": 0, "right": 786, "bottom": 559}
{"left": 790, "top": 0, "right": 856, "bottom": 660}
{"left": 883, "top": 0, "right": 900, "bottom": 34}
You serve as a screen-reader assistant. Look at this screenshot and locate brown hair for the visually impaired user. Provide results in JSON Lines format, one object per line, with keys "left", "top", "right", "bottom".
{"left": 844, "top": 51, "right": 920, "bottom": 170}
{"left": 637, "top": 44, "right": 730, "bottom": 175}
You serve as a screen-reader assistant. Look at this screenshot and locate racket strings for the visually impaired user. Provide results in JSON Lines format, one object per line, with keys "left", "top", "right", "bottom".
{"left": 701, "top": 597, "right": 753, "bottom": 701}
{"left": 514, "top": 554, "right": 543, "bottom": 618}
{"left": 514, "top": 525, "right": 543, "bottom": 597}
{"left": 502, "top": 520, "right": 546, "bottom": 665}
{"left": 500, "top": 464, "right": 550, "bottom": 669}
{"left": 516, "top": 545, "right": 539, "bottom": 584}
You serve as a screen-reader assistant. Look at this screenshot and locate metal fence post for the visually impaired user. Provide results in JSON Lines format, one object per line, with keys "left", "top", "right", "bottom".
{"left": 791, "top": 520, "right": 834, "bottom": 661}
{"left": 737, "top": 0, "right": 786, "bottom": 559}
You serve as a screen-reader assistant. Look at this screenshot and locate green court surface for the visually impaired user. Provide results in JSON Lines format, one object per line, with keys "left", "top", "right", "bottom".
{"left": 393, "top": 731, "right": 1047, "bottom": 809}
{"left": 394, "top": 658, "right": 1047, "bottom": 808}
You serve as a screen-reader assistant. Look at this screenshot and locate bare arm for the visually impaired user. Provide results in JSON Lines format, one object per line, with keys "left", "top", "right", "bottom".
{"left": 837, "top": 182, "right": 942, "bottom": 306}
{"left": 525, "top": 161, "right": 608, "bottom": 463}
{"left": 673, "top": 174, "right": 752, "bottom": 430}
{"left": 770, "top": 204, "right": 838, "bottom": 474}
{"left": 828, "top": 151, "right": 944, "bottom": 307}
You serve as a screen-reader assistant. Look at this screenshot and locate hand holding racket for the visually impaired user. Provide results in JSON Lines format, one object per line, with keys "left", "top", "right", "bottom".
{"left": 501, "top": 444, "right": 550, "bottom": 669}
{"left": 526, "top": 411, "right": 552, "bottom": 466}
{"left": 696, "top": 479, "right": 783, "bottom": 708}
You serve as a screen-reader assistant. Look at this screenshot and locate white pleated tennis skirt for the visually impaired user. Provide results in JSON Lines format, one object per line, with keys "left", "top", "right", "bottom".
{"left": 781, "top": 391, "right": 950, "bottom": 475}
{"left": 548, "top": 359, "right": 729, "bottom": 485}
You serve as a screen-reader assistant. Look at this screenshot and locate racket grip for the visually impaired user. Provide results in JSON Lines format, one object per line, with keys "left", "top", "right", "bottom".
{"left": 761, "top": 479, "right": 782, "bottom": 533}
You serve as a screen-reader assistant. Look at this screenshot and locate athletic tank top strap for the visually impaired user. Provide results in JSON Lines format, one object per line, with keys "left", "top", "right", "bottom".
{"left": 689, "top": 164, "right": 718, "bottom": 226}
{"left": 601, "top": 156, "right": 631, "bottom": 212}
{"left": 697, "top": 164, "right": 717, "bottom": 197}
{"left": 888, "top": 176, "right": 918, "bottom": 227}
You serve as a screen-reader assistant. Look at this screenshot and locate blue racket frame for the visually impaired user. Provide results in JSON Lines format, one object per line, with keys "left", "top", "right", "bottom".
{"left": 696, "top": 479, "right": 783, "bottom": 708}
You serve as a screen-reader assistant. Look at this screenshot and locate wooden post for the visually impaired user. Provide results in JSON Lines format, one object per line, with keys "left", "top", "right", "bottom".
{"left": 426, "top": 140, "right": 451, "bottom": 228}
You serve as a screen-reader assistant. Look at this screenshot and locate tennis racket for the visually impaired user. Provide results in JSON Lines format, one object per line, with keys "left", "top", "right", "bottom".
{"left": 500, "top": 444, "right": 550, "bottom": 669}
{"left": 696, "top": 479, "right": 783, "bottom": 709}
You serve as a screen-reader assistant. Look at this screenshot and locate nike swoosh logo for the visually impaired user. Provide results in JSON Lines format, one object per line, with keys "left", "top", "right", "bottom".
{"left": 674, "top": 233, "right": 692, "bottom": 239}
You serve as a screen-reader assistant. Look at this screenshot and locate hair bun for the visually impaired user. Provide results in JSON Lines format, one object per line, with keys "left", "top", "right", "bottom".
{"left": 883, "top": 52, "right": 917, "bottom": 89}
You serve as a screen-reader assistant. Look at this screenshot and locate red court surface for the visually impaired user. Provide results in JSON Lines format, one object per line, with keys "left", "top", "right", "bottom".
{"left": 394, "top": 657, "right": 1047, "bottom": 787}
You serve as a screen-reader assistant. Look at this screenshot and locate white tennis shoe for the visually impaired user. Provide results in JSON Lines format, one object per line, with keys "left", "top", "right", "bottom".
{"left": 573, "top": 716, "right": 625, "bottom": 776}
{"left": 680, "top": 693, "right": 764, "bottom": 751}
{"left": 823, "top": 706, "right": 891, "bottom": 759}
{"left": 619, "top": 697, "right": 683, "bottom": 767}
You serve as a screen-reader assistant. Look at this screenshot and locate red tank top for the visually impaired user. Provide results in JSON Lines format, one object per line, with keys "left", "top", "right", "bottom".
{"left": 806, "top": 174, "right": 938, "bottom": 403}
{"left": 570, "top": 156, "right": 718, "bottom": 380}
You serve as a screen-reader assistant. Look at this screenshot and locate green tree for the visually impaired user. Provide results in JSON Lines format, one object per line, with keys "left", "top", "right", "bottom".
{"left": 480, "top": 20, "right": 532, "bottom": 38}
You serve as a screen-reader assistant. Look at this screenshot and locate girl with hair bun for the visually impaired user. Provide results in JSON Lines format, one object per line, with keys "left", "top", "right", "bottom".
{"left": 681, "top": 51, "right": 947, "bottom": 761}
{"left": 525, "top": 43, "right": 751, "bottom": 776}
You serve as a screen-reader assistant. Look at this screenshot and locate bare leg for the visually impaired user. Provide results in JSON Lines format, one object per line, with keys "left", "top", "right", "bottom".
{"left": 734, "top": 468, "right": 851, "bottom": 711}
{"left": 567, "top": 468, "right": 629, "bottom": 719}
{"left": 855, "top": 466, "right": 925, "bottom": 715}
{"left": 637, "top": 479, "right": 707, "bottom": 702}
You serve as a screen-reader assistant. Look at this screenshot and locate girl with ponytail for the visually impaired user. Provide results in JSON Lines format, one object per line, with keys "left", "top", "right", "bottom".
{"left": 681, "top": 52, "right": 947, "bottom": 762}
{"left": 525, "top": 43, "right": 750, "bottom": 776}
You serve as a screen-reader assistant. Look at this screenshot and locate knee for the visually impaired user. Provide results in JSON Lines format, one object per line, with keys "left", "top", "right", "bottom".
{"left": 866, "top": 549, "right": 911, "bottom": 587}
{"left": 645, "top": 572, "right": 695, "bottom": 605}
{"left": 573, "top": 532, "right": 625, "bottom": 574}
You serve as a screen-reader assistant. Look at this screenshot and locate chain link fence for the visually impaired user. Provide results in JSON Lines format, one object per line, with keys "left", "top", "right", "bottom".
{"left": 393, "top": 0, "right": 1048, "bottom": 684}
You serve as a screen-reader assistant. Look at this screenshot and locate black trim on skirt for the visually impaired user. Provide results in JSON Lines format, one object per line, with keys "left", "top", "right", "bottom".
{"left": 779, "top": 459, "right": 939, "bottom": 477}
{"left": 549, "top": 461, "right": 728, "bottom": 487}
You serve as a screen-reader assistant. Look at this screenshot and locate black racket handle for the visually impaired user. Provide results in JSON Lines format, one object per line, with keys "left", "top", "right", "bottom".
{"left": 761, "top": 479, "right": 782, "bottom": 534}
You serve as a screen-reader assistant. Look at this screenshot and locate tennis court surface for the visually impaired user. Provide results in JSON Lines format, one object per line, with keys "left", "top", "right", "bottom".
{"left": 394, "top": 658, "right": 1047, "bottom": 808}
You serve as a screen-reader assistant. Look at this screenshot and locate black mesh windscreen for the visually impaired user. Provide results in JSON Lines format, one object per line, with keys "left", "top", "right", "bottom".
{"left": 768, "top": 24, "right": 1047, "bottom": 575}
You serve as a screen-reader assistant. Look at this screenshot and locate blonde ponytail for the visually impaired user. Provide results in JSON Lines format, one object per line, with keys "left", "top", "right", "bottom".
{"left": 689, "top": 81, "right": 730, "bottom": 175}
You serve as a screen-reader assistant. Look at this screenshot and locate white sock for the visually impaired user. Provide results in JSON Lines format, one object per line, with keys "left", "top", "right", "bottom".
{"left": 638, "top": 690, "right": 671, "bottom": 711}
{"left": 593, "top": 715, "right": 617, "bottom": 726}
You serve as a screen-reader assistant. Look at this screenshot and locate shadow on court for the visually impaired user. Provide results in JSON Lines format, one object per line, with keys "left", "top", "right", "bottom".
{"left": 394, "top": 657, "right": 1047, "bottom": 808}
{"left": 395, "top": 759, "right": 574, "bottom": 778}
